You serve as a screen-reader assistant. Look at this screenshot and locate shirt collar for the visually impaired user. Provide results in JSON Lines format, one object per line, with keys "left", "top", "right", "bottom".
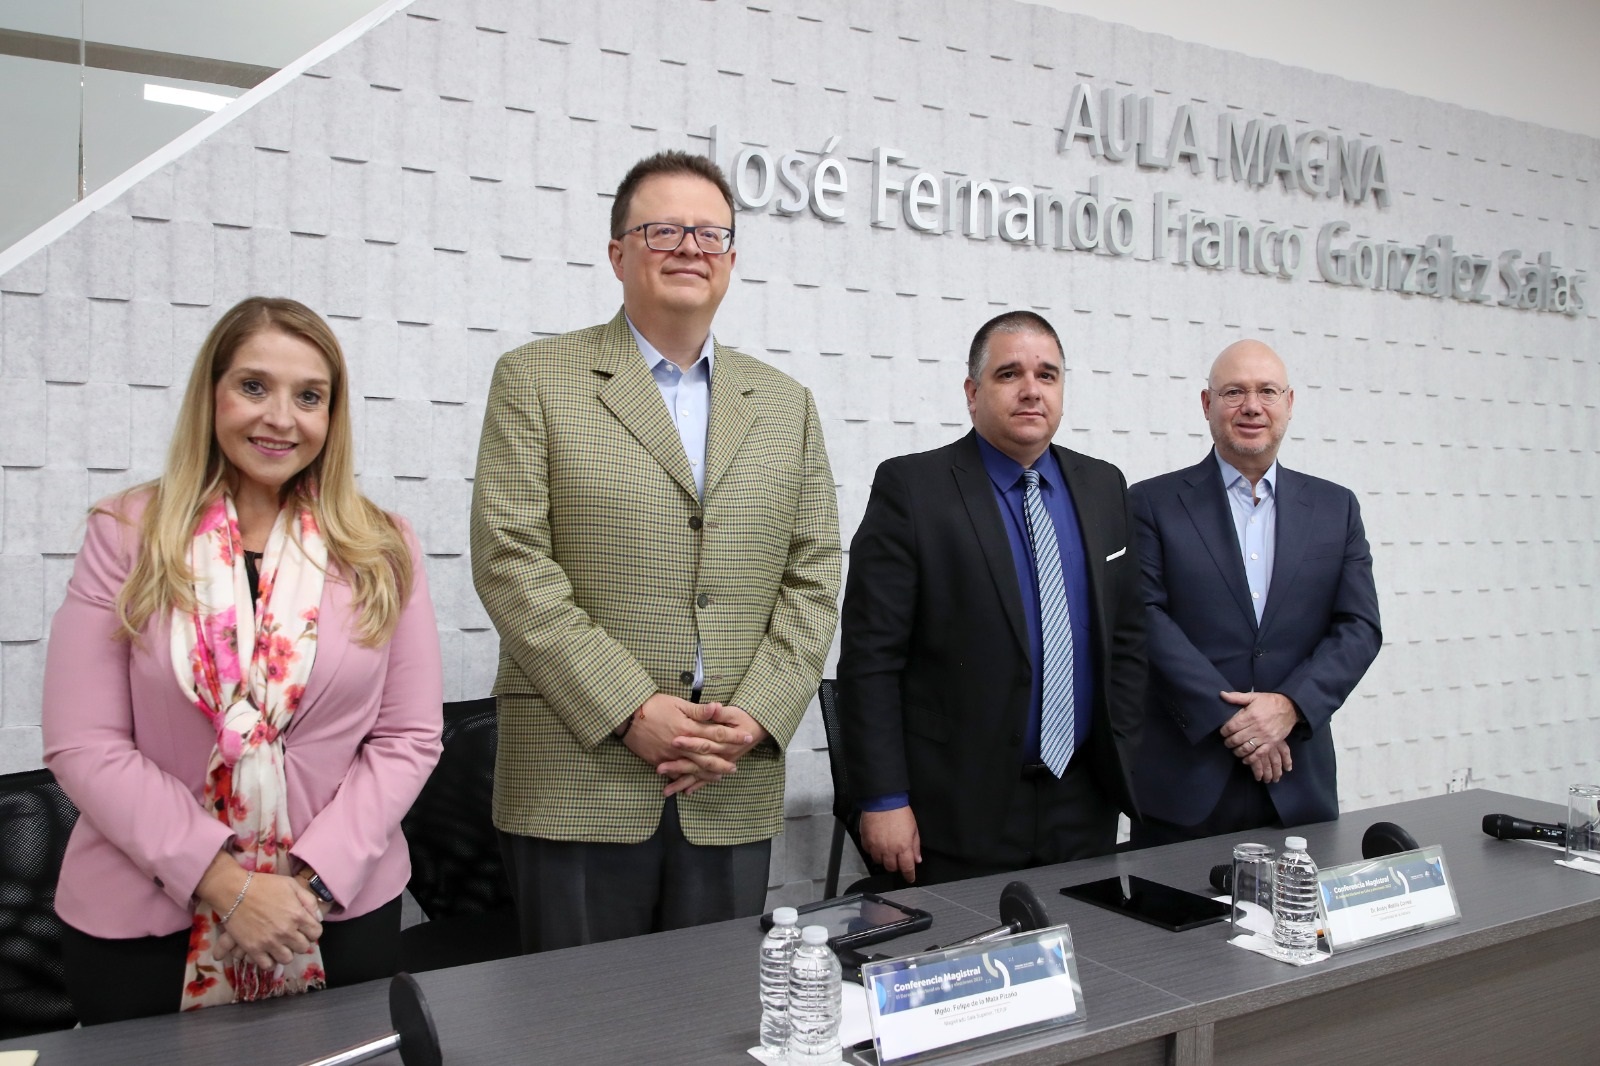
{"left": 976, "top": 433, "right": 1062, "bottom": 493}
{"left": 626, "top": 314, "right": 715, "bottom": 379}
{"left": 1214, "top": 449, "right": 1277, "bottom": 496}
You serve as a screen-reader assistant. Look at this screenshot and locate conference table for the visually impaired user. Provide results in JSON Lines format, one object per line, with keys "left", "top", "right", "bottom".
{"left": 4, "top": 788, "right": 1596, "bottom": 1064}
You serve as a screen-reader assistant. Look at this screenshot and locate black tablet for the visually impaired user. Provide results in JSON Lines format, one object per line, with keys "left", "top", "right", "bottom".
{"left": 761, "top": 892, "right": 933, "bottom": 950}
{"left": 1060, "top": 874, "right": 1232, "bottom": 932}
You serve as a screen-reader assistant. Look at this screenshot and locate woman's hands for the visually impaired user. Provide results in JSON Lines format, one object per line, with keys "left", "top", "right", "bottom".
{"left": 195, "top": 851, "right": 322, "bottom": 970}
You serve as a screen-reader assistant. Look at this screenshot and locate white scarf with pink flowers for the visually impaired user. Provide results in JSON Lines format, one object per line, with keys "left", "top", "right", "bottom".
{"left": 172, "top": 494, "right": 326, "bottom": 1009}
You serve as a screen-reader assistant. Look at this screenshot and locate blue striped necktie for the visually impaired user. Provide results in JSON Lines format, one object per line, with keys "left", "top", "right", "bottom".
{"left": 1022, "top": 468, "right": 1075, "bottom": 776}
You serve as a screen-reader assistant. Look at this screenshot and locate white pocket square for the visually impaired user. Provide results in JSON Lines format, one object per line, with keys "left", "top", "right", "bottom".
{"left": 1105, "top": 547, "right": 1126, "bottom": 562}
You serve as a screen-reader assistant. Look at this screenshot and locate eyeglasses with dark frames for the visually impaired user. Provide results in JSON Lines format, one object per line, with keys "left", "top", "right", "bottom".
{"left": 619, "top": 222, "right": 735, "bottom": 254}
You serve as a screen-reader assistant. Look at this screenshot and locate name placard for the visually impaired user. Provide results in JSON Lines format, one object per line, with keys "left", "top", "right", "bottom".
{"left": 1316, "top": 845, "right": 1461, "bottom": 951}
{"left": 860, "top": 923, "right": 1084, "bottom": 1064}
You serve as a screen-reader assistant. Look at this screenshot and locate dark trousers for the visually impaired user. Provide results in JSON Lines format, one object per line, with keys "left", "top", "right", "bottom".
{"left": 908, "top": 750, "right": 1119, "bottom": 887}
{"left": 1129, "top": 757, "right": 1282, "bottom": 849}
{"left": 61, "top": 895, "right": 403, "bottom": 1026}
{"left": 499, "top": 796, "right": 771, "bottom": 953}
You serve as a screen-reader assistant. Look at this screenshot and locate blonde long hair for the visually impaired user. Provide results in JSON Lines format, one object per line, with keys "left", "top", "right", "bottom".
{"left": 112, "top": 296, "right": 412, "bottom": 646}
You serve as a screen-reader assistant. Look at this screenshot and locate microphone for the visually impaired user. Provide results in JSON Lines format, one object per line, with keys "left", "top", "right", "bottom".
{"left": 1211, "top": 821, "right": 1423, "bottom": 891}
{"left": 1482, "top": 813, "right": 1567, "bottom": 845}
{"left": 1361, "top": 821, "right": 1419, "bottom": 858}
{"left": 935, "top": 881, "right": 1051, "bottom": 949}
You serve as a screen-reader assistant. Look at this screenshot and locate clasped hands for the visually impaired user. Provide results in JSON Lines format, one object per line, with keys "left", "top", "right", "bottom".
{"left": 1218, "top": 690, "right": 1298, "bottom": 784}
{"left": 197, "top": 852, "right": 329, "bottom": 971}
{"left": 621, "top": 692, "right": 767, "bottom": 797}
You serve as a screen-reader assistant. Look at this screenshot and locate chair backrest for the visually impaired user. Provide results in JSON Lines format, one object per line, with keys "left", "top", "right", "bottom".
{"left": 401, "top": 698, "right": 513, "bottom": 921}
{"left": 816, "top": 679, "right": 852, "bottom": 822}
{"left": 0, "top": 767, "right": 80, "bottom": 1039}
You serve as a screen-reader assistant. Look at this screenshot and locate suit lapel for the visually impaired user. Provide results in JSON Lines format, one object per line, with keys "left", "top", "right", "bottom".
{"left": 1260, "top": 466, "right": 1311, "bottom": 634}
{"left": 703, "top": 343, "right": 756, "bottom": 500}
{"left": 1177, "top": 453, "right": 1259, "bottom": 631}
{"left": 594, "top": 312, "right": 699, "bottom": 501}
{"left": 283, "top": 568, "right": 351, "bottom": 737}
{"left": 952, "top": 433, "right": 1028, "bottom": 655}
{"left": 1053, "top": 444, "right": 1106, "bottom": 637}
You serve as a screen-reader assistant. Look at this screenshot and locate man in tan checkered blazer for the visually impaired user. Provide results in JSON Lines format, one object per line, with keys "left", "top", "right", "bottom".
{"left": 471, "top": 151, "right": 841, "bottom": 951}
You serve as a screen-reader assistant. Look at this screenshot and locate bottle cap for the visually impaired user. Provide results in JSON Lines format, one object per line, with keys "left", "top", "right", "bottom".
{"left": 801, "top": 925, "right": 830, "bottom": 946}
{"left": 772, "top": 907, "right": 799, "bottom": 926}
{"left": 1285, "top": 836, "right": 1307, "bottom": 851}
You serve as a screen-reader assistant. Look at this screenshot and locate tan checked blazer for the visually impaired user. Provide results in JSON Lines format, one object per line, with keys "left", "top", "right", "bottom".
{"left": 471, "top": 310, "right": 841, "bottom": 846}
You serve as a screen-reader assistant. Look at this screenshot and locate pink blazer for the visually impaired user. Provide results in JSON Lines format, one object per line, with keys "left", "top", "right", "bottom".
{"left": 42, "top": 495, "right": 444, "bottom": 939}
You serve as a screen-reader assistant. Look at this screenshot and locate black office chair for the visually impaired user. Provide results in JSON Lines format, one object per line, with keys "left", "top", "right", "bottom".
{"left": 0, "top": 767, "right": 80, "bottom": 1039}
{"left": 819, "top": 678, "right": 890, "bottom": 899}
{"left": 400, "top": 697, "right": 520, "bottom": 972}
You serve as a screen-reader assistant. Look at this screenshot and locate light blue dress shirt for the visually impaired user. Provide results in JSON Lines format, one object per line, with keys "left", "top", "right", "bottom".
{"left": 1215, "top": 451, "right": 1277, "bottom": 625}
{"left": 627, "top": 316, "right": 713, "bottom": 688}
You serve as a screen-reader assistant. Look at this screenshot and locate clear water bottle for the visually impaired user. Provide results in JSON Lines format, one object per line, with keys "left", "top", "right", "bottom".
{"left": 786, "top": 924, "right": 842, "bottom": 1064}
{"left": 1271, "top": 835, "right": 1320, "bottom": 961}
{"left": 758, "top": 906, "right": 804, "bottom": 1054}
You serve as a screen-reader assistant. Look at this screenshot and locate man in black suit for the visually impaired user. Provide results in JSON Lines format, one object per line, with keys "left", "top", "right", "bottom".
{"left": 837, "top": 311, "right": 1145, "bottom": 886}
{"left": 1128, "top": 339, "right": 1381, "bottom": 847}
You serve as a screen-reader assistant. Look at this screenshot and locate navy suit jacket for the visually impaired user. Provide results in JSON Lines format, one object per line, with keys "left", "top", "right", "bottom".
{"left": 838, "top": 431, "right": 1146, "bottom": 867}
{"left": 1128, "top": 453, "right": 1381, "bottom": 828}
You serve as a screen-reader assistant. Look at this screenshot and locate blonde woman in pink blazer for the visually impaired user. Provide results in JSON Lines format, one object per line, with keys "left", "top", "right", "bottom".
{"left": 42, "top": 296, "right": 443, "bottom": 1024}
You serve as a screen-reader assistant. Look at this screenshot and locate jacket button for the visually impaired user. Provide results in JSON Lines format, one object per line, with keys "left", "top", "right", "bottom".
{"left": 689, "top": 515, "right": 703, "bottom": 530}
{"left": 679, "top": 671, "right": 694, "bottom": 686}
{"left": 696, "top": 593, "right": 710, "bottom": 608}
{"left": 1008, "top": 732, "right": 1021, "bottom": 747}
{"left": 1254, "top": 648, "right": 1265, "bottom": 658}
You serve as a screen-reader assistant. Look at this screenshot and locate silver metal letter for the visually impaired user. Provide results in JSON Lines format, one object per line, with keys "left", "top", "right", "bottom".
{"left": 1315, "top": 220, "right": 1350, "bottom": 284}
{"left": 775, "top": 152, "right": 809, "bottom": 215}
{"left": 904, "top": 172, "right": 941, "bottom": 232}
{"left": 1000, "top": 186, "right": 1034, "bottom": 243}
{"left": 1216, "top": 116, "right": 1264, "bottom": 184}
{"left": 1101, "top": 89, "right": 1138, "bottom": 162}
{"left": 1152, "top": 190, "right": 1183, "bottom": 261}
{"left": 1105, "top": 199, "right": 1135, "bottom": 255}
{"left": 1166, "top": 105, "right": 1206, "bottom": 176}
{"left": 1059, "top": 83, "right": 1103, "bottom": 156}
{"left": 1294, "top": 130, "right": 1330, "bottom": 197}
{"left": 810, "top": 139, "right": 846, "bottom": 222}
{"left": 732, "top": 147, "right": 776, "bottom": 210}
{"left": 1361, "top": 145, "right": 1390, "bottom": 208}
{"left": 872, "top": 146, "right": 906, "bottom": 228}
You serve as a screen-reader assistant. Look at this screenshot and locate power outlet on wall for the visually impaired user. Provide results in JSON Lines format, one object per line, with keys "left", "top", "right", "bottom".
{"left": 1447, "top": 768, "right": 1472, "bottom": 793}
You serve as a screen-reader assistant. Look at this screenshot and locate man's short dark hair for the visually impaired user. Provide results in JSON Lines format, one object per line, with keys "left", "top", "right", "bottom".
{"left": 967, "top": 310, "right": 1064, "bottom": 379}
{"left": 610, "top": 151, "right": 736, "bottom": 238}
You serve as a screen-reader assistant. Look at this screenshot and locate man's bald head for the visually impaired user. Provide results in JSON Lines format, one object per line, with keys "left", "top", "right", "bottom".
{"left": 1209, "top": 339, "right": 1289, "bottom": 391}
{"left": 1202, "top": 338, "right": 1295, "bottom": 482}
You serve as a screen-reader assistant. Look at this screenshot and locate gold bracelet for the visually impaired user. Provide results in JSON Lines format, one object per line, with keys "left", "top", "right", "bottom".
{"left": 220, "top": 871, "right": 254, "bottom": 925}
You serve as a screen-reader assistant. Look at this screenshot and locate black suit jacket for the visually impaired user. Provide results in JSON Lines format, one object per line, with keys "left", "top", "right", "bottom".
{"left": 837, "top": 431, "right": 1146, "bottom": 867}
{"left": 1128, "top": 453, "right": 1382, "bottom": 829}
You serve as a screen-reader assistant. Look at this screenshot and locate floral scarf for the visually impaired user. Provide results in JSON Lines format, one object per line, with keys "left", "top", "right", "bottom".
{"left": 174, "top": 495, "right": 327, "bottom": 1009}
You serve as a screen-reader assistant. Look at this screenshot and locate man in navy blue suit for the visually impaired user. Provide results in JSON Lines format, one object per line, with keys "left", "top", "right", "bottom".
{"left": 1129, "top": 339, "right": 1381, "bottom": 846}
